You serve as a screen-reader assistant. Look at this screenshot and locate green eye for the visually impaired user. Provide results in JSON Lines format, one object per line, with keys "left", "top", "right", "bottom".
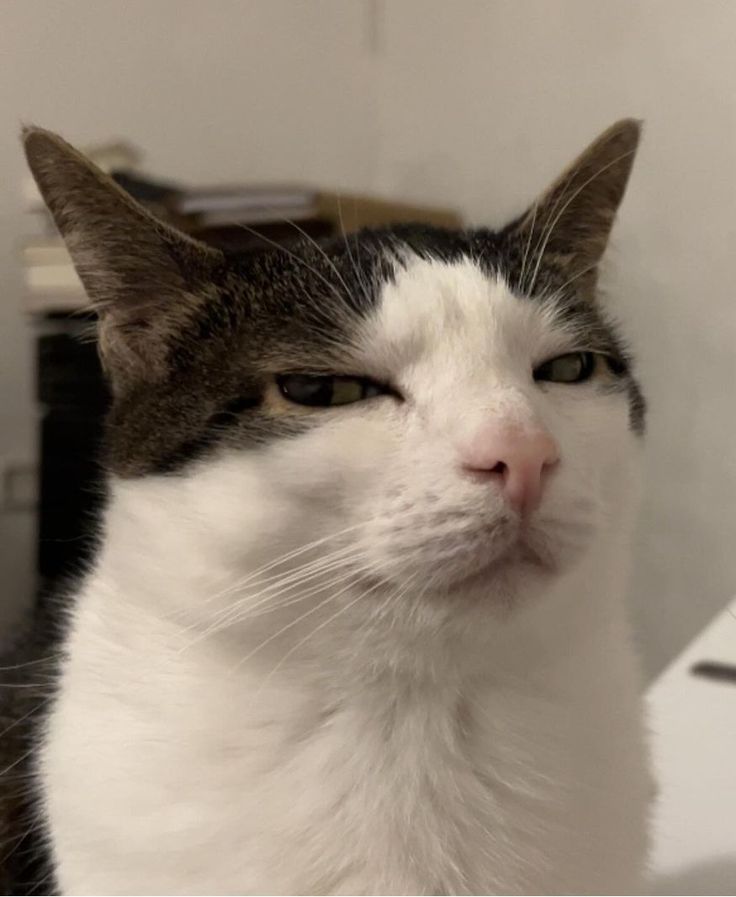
{"left": 276, "top": 374, "right": 387, "bottom": 407}
{"left": 533, "top": 351, "right": 597, "bottom": 384}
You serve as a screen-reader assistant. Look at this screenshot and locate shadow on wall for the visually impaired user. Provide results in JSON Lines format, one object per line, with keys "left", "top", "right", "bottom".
{"left": 650, "top": 855, "right": 736, "bottom": 895}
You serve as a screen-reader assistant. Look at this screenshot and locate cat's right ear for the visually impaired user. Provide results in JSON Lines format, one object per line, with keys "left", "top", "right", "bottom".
{"left": 508, "top": 119, "right": 641, "bottom": 299}
{"left": 23, "top": 127, "right": 223, "bottom": 394}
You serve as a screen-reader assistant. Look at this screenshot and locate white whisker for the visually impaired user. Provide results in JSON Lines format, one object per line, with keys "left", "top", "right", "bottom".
{"left": 234, "top": 222, "right": 347, "bottom": 311}
{"left": 0, "top": 654, "right": 60, "bottom": 674}
{"left": 281, "top": 216, "right": 358, "bottom": 313}
{"left": 256, "top": 583, "right": 381, "bottom": 690}
{"left": 185, "top": 557, "right": 371, "bottom": 652}
{"left": 0, "top": 700, "right": 48, "bottom": 741}
{"left": 198, "top": 546, "right": 367, "bottom": 632}
{"left": 336, "top": 194, "right": 374, "bottom": 309}
{"left": 517, "top": 200, "right": 538, "bottom": 295}
{"left": 228, "top": 570, "right": 369, "bottom": 674}
{"left": 193, "top": 523, "right": 365, "bottom": 610}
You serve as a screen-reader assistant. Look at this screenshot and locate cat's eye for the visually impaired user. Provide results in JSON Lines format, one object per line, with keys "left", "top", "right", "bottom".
{"left": 533, "top": 351, "right": 597, "bottom": 384}
{"left": 276, "top": 374, "right": 389, "bottom": 407}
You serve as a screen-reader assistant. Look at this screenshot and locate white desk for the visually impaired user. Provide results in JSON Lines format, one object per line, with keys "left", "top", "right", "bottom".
{"left": 648, "top": 597, "right": 736, "bottom": 894}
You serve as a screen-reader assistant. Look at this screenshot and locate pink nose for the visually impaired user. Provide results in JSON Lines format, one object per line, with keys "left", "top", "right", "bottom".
{"left": 460, "top": 422, "right": 560, "bottom": 515}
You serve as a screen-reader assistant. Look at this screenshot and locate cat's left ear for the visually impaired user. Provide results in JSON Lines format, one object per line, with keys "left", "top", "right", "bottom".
{"left": 22, "top": 126, "right": 224, "bottom": 395}
{"left": 509, "top": 118, "right": 641, "bottom": 298}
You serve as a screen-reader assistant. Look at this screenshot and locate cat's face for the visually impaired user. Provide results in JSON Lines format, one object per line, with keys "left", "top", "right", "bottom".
{"left": 338, "top": 254, "right": 640, "bottom": 594}
{"left": 187, "top": 247, "right": 641, "bottom": 607}
{"left": 24, "top": 121, "right": 644, "bottom": 620}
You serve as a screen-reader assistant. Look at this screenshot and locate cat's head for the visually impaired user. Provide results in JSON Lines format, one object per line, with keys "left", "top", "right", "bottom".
{"left": 24, "top": 121, "right": 643, "bottom": 625}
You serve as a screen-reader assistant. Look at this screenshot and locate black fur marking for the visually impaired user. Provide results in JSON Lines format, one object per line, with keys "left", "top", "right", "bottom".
{"left": 0, "top": 599, "right": 66, "bottom": 895}
{"left": 98, "top": 223, "right": 644, "bottom": 478}
{"left": 627, "top": 380, "right": 647, "bottom": 435}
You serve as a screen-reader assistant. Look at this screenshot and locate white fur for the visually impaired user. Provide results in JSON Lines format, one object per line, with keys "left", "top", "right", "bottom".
{"left": 41, "top": 258, "right": 652, "bottom": 894}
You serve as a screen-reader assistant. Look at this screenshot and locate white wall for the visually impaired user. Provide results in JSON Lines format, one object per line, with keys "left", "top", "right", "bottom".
{"left": 2, "top": 0, "right": 735, "bottom": 674}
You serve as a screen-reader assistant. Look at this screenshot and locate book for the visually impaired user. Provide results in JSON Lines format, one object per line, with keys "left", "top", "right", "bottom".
{"left": 176, "top": 185, "right": 317, "bottom": 216}
{"left": 25, "top": 264, "right": 82, "bottom": 292}
{"left": 193, "top": 204, "right": 318, "bottom": 228}
{"left": 20, "top": 239, "right": 71, "bottom": 267}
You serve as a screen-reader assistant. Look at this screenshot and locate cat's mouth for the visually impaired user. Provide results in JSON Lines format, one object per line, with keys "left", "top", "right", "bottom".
{"left": 366, "top": 503, "right": 587, "bottom": 594}
{"left": 445, "top": 532, "right": 558, "bottom": 591}
{"left": 400, "top": 520, "right": 561, "bottom": 594}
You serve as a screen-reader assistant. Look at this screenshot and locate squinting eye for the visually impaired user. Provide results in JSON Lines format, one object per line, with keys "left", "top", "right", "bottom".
{"left": 533, "top": 351, "right": 597, "bottom": 384}
{"left": 276, "top": 374, "right": 388, "bottom": 407}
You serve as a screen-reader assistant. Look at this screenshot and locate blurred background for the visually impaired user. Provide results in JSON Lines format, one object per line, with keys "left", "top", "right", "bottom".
{"left": 1, "top": 0, "right": 735, "bottom": 680}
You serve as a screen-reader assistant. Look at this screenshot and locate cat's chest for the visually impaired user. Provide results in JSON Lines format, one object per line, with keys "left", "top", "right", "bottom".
{"left": 43, "top": 657, "right": 599, "bottom": 894}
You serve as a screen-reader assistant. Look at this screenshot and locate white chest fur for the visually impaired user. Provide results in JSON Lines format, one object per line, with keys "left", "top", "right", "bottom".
{"left": 41, "top": 559, "right": 651, "bottom": 895}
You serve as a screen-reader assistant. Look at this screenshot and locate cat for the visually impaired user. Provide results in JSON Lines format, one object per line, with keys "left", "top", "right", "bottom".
{"left": 13, "top": 119, "right": 652, "bottom": 895}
